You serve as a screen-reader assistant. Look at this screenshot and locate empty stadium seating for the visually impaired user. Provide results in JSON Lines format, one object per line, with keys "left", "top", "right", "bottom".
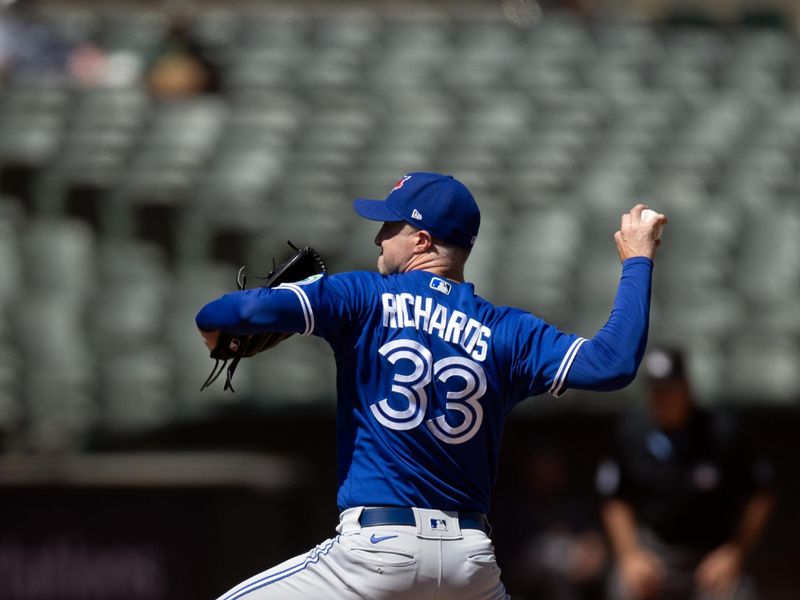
{"left": 2, "top": 4, "right": 799, "bottom": 450}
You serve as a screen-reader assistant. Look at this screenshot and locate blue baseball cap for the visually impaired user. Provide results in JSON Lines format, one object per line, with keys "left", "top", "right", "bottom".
{"left": 353, "top": 172, "right": 480, "bottom": 249}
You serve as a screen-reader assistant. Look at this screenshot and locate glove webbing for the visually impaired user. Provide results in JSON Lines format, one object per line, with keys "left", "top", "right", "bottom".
{"left": 200, "top": 243, "right": 326, "bottom": 393}
{"left": 200, "top": 355, "right": 244, "bottom": 393}
{"left": 200, "top": 264, "right": 248, "bottom": 393}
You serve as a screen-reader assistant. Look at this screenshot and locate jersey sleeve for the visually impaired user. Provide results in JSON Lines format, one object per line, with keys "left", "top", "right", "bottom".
{"left": 282, "top": 272, "right": 368, "bottom": 343}
{"left": 195, "top": 272, "right": 364, "bottom": 343}
{"left": 510, "top": 312, "right": 586, "bottom": 399}
{"left": 195, "top": 286, "right": 310, "bottom": 335}
{"left": 510, "top": 257, "right": 653, "bottom": 399}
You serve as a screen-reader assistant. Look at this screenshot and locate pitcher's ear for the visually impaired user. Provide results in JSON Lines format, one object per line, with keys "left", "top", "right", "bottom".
{"left": 414, "top": 229, "right": 434, "bottom": 254}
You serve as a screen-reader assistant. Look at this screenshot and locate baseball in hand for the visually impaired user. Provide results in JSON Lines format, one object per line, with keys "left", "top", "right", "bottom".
{"left": 641, "top": 208, "right": 665, "bottom": 240}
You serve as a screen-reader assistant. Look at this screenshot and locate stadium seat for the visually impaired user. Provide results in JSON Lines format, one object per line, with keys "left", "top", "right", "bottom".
{"left": 726, "top": 334, "right": 800, "bottom": 403}
{"left": 249, "top": 335, "right": 336, "bottom": 407}
{"left": 21, "top": 217, "right": 95, "bottom": 306}
{"left": 98, "top": 347, "right": 175, "bottom": 432}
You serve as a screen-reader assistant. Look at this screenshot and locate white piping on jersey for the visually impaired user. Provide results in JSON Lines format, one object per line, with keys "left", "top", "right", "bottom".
{"left": 549, "top": 337, "right": 587, "bottom": 398}
{"left": 276, "top": 283, "right": 314, "bottom": 335}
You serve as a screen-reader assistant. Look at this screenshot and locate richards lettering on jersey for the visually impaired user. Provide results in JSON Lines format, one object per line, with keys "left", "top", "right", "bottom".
{"left": 381, "top": 293, "right": 491, "bottom": 362}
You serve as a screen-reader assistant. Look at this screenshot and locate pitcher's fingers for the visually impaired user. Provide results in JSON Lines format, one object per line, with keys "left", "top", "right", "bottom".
{"left": 630, "top": 204, "right": 647, "bottom": 222}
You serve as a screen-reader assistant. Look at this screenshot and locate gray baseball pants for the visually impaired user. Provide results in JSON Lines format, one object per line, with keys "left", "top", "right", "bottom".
{"left": 215, "top": 507, "right": 510, "bottom": 600}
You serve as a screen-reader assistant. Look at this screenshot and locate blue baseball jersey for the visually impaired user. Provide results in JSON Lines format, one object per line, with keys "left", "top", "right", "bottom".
{"left": 197, "top": 259, "right": 653, "bottom": 513}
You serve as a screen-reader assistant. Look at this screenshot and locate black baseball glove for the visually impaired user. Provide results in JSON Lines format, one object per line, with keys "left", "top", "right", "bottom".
{"left": 201, "top": 242, "right": 327, "bottom": 393}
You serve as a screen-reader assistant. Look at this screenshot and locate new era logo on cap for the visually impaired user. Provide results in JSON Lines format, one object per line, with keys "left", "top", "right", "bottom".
{"left": 352, "top": 172, "right": 481, "bottom": 249}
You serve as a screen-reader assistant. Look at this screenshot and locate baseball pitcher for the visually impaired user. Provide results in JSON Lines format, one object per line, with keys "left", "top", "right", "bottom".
{"left": 196, "top": 172, "right": 667, "bottom": 599}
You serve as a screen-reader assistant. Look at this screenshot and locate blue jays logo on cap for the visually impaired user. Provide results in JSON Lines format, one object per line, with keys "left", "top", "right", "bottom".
{"left": 353, "top": 172, "right": 481, "bottom": 249}
{"left": 392, "top": 175, "right": 412, "bottom": 192}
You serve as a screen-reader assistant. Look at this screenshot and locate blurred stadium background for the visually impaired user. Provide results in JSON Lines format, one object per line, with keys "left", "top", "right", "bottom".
{"left": 1, "top": 0, "right": 799, "bottom": 598}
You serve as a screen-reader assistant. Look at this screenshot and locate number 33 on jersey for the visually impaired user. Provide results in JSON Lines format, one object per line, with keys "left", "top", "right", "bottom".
{"left": 373, "top": 338, "right": 487, "bottom": 445}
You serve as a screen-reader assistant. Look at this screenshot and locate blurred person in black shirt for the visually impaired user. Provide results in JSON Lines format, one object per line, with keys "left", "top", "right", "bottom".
{"left": 596, "top": 347, "right": 775, "bottom": 600}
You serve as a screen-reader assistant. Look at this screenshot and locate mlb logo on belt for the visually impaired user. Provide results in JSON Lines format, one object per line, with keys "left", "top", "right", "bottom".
{"left": 430, "top": 518, "right": 448, "bottom": 531}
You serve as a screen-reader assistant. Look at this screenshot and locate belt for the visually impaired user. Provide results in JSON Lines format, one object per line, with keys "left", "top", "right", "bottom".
{"left": 359, "top": 507, "right": 490, "bottom": 534}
